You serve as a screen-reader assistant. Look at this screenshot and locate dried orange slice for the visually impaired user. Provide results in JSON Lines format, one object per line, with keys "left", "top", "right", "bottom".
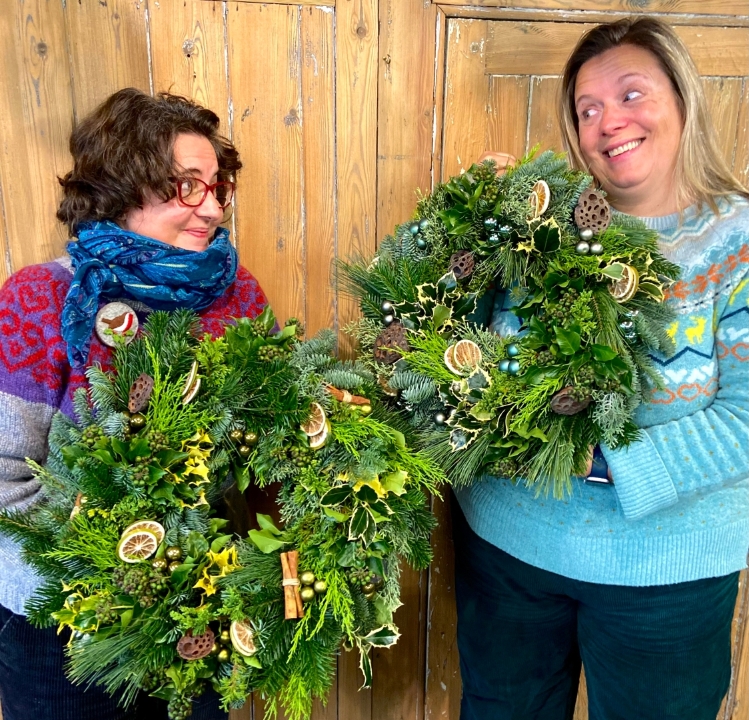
{"left": 230, "top": 620, "right": 257, "bottom": 656}
{"left": 531, "top": 180, "right": 550, "bottom": 216}
{"left": 444, "top": 345, "right": 461, "bottom": 375}
{"left": 309, "top": 420, "right": 330, "bottom": 449}
{"left": 453, "top": 340, "right": 482, "bottom": 371}
{"left": 609, "top": 264, "right": 640, "bottom": 303}
{"left": 117, "top": 530, "right": 159, "bottom": 563}
{"left": 301, "top": 402, "right": 327, "bottom": 437}
{"left": 122, "top": 520, "right": 165, "bottom": 544}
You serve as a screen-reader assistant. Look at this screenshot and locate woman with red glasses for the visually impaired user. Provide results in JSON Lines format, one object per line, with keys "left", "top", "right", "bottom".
{"left": 0, "top": 88, "right": 269, "bottom": 720}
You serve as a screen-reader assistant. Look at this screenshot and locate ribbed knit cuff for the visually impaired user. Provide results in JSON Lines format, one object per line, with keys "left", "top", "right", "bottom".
{"left": 601, "top": 434, "right": 678, "bottom": 520}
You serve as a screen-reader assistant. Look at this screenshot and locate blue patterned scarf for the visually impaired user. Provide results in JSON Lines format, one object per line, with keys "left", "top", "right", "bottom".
{"left": 62, "top": 220, "right": 238, "bottom": 366}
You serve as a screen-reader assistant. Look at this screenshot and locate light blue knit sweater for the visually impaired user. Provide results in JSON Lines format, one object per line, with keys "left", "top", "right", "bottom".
{"left": 456, "top": 196, "right": 749, "bottom": 586}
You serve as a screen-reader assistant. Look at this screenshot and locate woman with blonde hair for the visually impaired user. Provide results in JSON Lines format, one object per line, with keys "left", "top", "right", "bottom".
{"left": 457, "top": 17, "right": 749, "bottom": 720}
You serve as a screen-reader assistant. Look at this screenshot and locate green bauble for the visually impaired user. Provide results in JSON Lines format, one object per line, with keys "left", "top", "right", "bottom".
{"left": 229, "top": 429, "right": 244, "bottom": 443}
{"left": 129, "top": 413, "right": 146, "bottom": 430}
{"left": 244, "top": 431, "right": 259, "bottom": 446}
{"left": 165, "top": 546, "right": 182, "bottom": 561}
{"left": 300, "top": 587, "right": 316, "bottom": 602}
{"left": 238, "top": 445, "right": 251, "bottom": 458}
{"left": 362, "top": 582, "right": 376, "bottom": 594}
{"left": 220, "top": 630, "right": 231, "bottom": 644}
{"left": 151, "top": 558, "right": 167, "bottom": 570}
{"left": 300, "top": 571, "right": 316, "bottom": 586}
{"left": 168, "top": 561, "right": 182, "bottom": 573}
{"left": 217, "top": 649, "right": 231, "bottom": 663}
{"left": 313, "top": 579, "right": 327, "bottom": 594}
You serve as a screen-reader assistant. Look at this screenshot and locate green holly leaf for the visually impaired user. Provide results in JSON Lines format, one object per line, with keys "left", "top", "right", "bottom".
{"left": 364, "top": 625, "right": 401, "bottom": 647}
{"left": 320, "top": 486, "right": 352, "bottom": 506}
{"left": 323, "top": 507, "right": 349, "bottom": 523}
{"left": 349, "top": 506, "right": 373, "bottom": 541}
{"left": 359, "top": 646, "right": 373, "bottom": 689}
{"left": 532, "top": 218, "right": 561, "bottom": 253}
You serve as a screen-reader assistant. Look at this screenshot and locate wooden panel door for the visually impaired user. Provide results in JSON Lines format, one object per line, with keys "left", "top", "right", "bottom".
{"left": 433, "top": 15, "right": 749, "bottom": 720}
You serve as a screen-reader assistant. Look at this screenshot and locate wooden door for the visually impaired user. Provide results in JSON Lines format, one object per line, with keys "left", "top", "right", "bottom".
{"left": 428, "top": 11, "right": 749, "bottom": 720}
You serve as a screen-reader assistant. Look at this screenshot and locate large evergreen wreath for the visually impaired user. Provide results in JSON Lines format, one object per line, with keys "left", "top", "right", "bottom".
{"left": 0, "top": 308, "right": 445, "bottom": 720}
{"left": 341, "top": 151, "right": 680, "bottom": 496}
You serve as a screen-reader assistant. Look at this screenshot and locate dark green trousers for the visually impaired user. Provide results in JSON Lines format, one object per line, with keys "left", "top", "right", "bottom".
{"left": 452, "top": 498, "right": 740, "bottom": 720}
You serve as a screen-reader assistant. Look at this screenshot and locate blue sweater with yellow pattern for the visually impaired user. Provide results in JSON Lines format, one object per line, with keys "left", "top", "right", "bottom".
{"left": 456, "top": 196, "right": 749, "bottom": 586}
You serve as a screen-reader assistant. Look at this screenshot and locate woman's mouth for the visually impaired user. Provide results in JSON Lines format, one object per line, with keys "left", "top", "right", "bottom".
{"left": 605, "top": 139, "right": 643, "bottom": 158}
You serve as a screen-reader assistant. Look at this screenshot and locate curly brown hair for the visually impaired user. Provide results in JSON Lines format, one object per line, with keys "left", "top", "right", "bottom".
{"left": 57, "top": 88, "right": 241, "bottom": 234}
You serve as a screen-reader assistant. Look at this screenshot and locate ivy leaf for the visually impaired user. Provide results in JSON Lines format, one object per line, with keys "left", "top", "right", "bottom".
{"left": 256, "top": 514, "right": 282, "bottom": 536}
{"left": 601, "top": 263, "right": 624, "bottom": 280}
{"left": 120, "top": 608, "right": 133, "bottom": 629}
{"left": 249, "top": 529, "right": 286, "bottom": 554}
{"left": 336, "top": 542, "right": 357, "bottom": 567}
{"left": 554, "top": 327, "right": 581, "bottom": 355}
{"left": 591, "top": 344, "right": 617, "bottom": 362}
{"left": 323, "top": 507, "right": 349, "bottom": 523}
{"left": 381, "top": 470, "right": 407, "bottom": 496}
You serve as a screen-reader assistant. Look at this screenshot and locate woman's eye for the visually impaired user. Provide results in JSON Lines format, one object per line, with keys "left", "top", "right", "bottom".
{"left": 624, "top": 90, "right": 642, "bottom": 102}
{"left": 179, "top": 180, "right": 195, "bottom": 196}
{"left": 579, "top": 107, "right": 597, "bottom": 121}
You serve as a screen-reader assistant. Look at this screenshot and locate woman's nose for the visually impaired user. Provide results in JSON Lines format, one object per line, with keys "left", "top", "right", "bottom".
{"left": 599, "top": 104, "right": 628, "bottom": 135}
{"left": 199, "top": 190, "right": 224, "bottom": 221}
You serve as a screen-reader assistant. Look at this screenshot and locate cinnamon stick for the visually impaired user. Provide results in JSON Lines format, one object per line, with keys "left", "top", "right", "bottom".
{"left": 325, "top": 384, "right": 371, "bottom": 406}
{"left": 287, "top": 550, "right": 304, "bottom": 618}
{"left": 280, "top": 551, "right": 304, "bottom": 619}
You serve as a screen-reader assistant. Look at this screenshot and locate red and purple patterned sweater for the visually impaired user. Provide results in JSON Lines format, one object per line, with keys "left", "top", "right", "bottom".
{"left": 0, "top": 257, "right": 269, "bottom": 614}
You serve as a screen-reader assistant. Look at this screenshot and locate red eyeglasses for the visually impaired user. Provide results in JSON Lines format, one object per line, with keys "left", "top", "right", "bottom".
{"left": 172, "top": 177, "right": 235, "bottom": 209}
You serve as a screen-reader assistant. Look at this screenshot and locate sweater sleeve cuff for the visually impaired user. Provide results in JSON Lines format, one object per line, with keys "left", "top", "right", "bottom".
{"left": 600, "top": 434, "right": 678, "bottom": 520}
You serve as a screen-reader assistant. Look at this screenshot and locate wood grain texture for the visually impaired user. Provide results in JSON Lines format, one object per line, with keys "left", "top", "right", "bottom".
{"left": 527, "top": 76, "right": 563, "bottom": 155}
{"left": 372, "top": 563, "right": 428, "bottom": 720}
{"left": 702, "top": 78, "right": 742, "bottom": 169}
{"left": 64, "top": 0, "right": 150, "bottom": 121}
{"left": 734, "top": 81, "right": 749, "bottom": 186}
{"left": 338, "top": 643, "right": 373, "bottom": 720}
{"left": 424, "top": 494, "right": 461, "bottom": 720}
{"left": 0, "top": 0, "right": 74, "bottom": 271}
{"left": 301, "top": 6, "right": 336, "bottom": 337}
{"left": 432, "top": 9, "right": 448, "bottom": 186}
{"left": 442, "top": 19, "right": 490, "bottom": 179}
{"left": 149, "top": 0, "right": 229, "bottom": 131}
{"left": 213, "top": 0, "right": 335, "bottom": 5}
{"left": 438, "top": 0, "right": 749, "bottom": 14}
{"left": 228, "top": 2, "right": 304, "bottom": 327}
{"left": 444, "top": 7, "right": 749, "bottom": 27}
{"left": 376, "top": 0, "right": 437, "bottom": 242}
{"left": 485, "top": 23, "right": 749, "bottom": 77}
{"left": 724, "top": 573, "right": 749, "bottom": 720}
{"left": 335, "top": 0, "right": 378, "bottom": 356}
{"left": 487, "top": 74, "right": 530, "bottom": 161}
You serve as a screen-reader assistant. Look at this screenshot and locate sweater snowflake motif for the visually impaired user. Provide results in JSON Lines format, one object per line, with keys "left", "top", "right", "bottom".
{"left": 0, "top": 258, "right": 269, "bottom": 614}
{"left": 456, "top": 196, "right": 749, "bottom": 586}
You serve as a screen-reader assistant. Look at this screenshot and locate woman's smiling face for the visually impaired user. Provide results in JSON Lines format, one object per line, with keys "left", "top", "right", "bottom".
{"left": 123, "top": 133, "right": 224, "bottom": 251}
{"left": 574, "top": 44, "right": 684, "bottom": 216}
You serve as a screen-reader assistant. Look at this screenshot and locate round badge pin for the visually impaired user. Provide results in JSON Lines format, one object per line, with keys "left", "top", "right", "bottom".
{"left": 95, "top": 302, "right": 139, "bottom": 348}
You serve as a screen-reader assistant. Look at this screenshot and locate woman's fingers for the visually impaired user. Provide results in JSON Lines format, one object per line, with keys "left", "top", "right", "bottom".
{"left": 477, "top": 152, "right": 517, "bottom": 175}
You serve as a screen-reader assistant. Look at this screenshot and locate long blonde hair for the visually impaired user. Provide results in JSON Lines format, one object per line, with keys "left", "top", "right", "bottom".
{"left": 558, "top": 17, "right": 748, "bottom": 212}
